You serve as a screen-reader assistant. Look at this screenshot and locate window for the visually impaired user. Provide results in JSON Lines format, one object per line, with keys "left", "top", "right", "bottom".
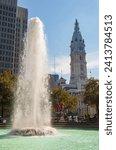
{"left": 75, "top": 38, "right": 77, "bottom": 41}
{"left": 0, "top": 5, "right": 2, "bottom": 9}
{"left": 5, "top": 63, "right": 10, "bottom": 68}
{"left": 80, "top": 55, "right": 83, "bottom": 60}
{"left": 80, "top": 64, "right": 84, "bottom": 71}
{"left": 0, "top": 10, "right": 2, "bottom": 14}
{"left": 6, "top": 6, "right": 8, "bottom": 10}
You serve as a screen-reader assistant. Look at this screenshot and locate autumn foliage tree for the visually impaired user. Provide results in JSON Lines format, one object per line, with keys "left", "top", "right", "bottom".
{"left": 0, "top": 70, "right": 16, "bottom": 118}
{"left": 50, "top": 88, "right": 78, "bottom": 112}
{"left": 84, "top": 78, "right": 99, "bottom": 118}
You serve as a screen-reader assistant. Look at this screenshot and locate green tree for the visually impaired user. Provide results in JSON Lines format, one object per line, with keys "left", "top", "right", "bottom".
{"left": 0, "top": 70, "right": 16, "bottom": 118}
{"left": 84, "top": 78, "right": 99, "bottom": 118}
{"left": 50, "top": 88, "right": 78, "bottom": 112}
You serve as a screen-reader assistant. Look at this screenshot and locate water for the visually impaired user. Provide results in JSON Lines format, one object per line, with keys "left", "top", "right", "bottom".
{"left": 0, "top": 128, "right": 99, "bottom": 150}
{"left": 11, "top": 17, "right": 55, "bottom": 135}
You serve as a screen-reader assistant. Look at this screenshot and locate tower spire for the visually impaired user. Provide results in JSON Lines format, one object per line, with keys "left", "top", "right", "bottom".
{"left": 74, "top": 19, "right": 79, "bottom": 31}
{"left": 70, "top": 19, "right": 85, "bottom": 51}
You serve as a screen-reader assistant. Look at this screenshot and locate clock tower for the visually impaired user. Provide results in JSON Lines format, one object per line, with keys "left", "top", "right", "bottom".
{"left": 70, "top": 19, "right": 87, "bottom": 90}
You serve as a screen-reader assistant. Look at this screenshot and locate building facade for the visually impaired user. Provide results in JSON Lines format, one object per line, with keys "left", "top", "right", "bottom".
{"left": 48, "top": 19, "right": 96, "bottom": 118}
{"left": 0, "top": 0, "right": 28, "bottom": 74}
{"left": 49, "top": 74, "right": 59, "bottom": 91}
{"left": 70, "top": 19, "right": 87, "bottom": 91}
{"left": 14, "top": 6, "right": 28, "bottom": 74}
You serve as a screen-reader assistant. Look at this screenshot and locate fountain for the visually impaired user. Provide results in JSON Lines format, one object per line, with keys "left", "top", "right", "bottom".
{"left": 0, "top": 17, "right": 99, "bottom": 150}
{"left": 10, "top": 17, "right": 57, "bottom": 136}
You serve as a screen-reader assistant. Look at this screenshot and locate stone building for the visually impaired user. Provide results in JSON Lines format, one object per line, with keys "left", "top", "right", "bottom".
{"left": 70, "top": 19, "right": 87, "bottom": 91}
{"left": 0, "top": 0, "right": 28, "bottom": 74}
{"left": 49, "top": 20, "right": 96, "bottom": 118}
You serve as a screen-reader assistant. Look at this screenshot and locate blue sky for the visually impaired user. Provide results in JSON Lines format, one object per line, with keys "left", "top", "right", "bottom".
{"left": 18, "top": 0, "right": 99, "bottom": 82}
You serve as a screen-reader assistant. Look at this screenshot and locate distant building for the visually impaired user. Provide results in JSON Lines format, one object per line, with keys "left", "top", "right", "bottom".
{"left": 0, "top": 0, "right": 28, "bottom": 74}
{"left": 70, "top": 19, "right": 87, "bottom": 91}
{"left": 57, "top": 20, "right": 87, "bottom": 93}
{"left": 57, "top": 77, "right": 66, "bottom": 87}
{"left": 57, "top": 20, "right": 96, "bottom": 118}
{"left": 49, "top": 74, "right": 59, "bottom": 91}
{"left": 49, "top": 20, "right": 96, "bottom": 118}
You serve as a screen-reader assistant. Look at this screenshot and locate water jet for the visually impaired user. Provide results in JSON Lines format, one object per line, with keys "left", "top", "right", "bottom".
{"left": 10, "top": 17, "right": 56, "bottom": 136}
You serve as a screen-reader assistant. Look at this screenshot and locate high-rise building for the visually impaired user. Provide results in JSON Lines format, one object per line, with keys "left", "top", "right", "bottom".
{"left": 70, "top": 19, "right": 87, "bottom": 90}
{"left": 0, "top": 0, "right": 28, "bottom": 74}
{"left": 14, "top": 6, "right": 28, "bottom": 74}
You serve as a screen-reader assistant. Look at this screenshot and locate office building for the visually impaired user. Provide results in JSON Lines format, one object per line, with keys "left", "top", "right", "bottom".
{"left": 0, "top": 0, "right": 28, "bottom": 74}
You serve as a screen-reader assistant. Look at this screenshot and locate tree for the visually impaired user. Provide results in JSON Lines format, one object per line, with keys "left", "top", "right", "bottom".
{"left": 50, "top": 88, "right": 78, "bottom": 112}
{"left": 0, "top": 70, "right": 16, "bottom": 118}
{"left": 83, "top": 78, "right": 99, "bottom": 118}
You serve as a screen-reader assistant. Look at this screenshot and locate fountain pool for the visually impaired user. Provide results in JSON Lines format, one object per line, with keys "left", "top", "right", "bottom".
{"left": 0, "top": 128, "right": 98, "bottom": 150}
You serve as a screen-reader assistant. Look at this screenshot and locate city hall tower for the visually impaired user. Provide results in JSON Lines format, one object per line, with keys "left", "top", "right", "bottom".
{"left": 70, "top": 19, "right": 87, "bottom": 91}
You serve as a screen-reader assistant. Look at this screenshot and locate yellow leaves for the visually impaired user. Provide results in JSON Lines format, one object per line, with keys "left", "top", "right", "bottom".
{"left": 0, "top": 70, "right": 16, "bottom": 100}
{"left": 50, "top": 88, "right": 78, "bottom": 112}
{"left": 84, "top": 78, "right": 99, "bottom": 105}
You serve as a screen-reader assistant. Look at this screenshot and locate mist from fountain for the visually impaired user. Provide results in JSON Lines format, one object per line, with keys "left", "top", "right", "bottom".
{"left": 11, "top": 17, "right": 56, "bottom": 136}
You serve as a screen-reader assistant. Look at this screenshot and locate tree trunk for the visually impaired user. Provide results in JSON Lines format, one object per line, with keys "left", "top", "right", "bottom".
{"left": 1, "top": 99, "right": 4, "bottom": 118}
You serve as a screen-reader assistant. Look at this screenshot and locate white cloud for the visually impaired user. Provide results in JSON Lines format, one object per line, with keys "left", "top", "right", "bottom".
{"left": 49, "top": 56, "right": 70, "bottom": 76}
{"left": 87, "top": 51, "right": 99, "bottom": 69}
{"left": 49, "top": 50, "right": 99, "bottom": 78}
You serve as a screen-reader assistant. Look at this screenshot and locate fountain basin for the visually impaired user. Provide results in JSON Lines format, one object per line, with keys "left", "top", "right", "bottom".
{"left": 10, "top": 127, "right": 57, "bottom": 136}
{"left": 0, "top": 128, "right": 99, "bottom": 150}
